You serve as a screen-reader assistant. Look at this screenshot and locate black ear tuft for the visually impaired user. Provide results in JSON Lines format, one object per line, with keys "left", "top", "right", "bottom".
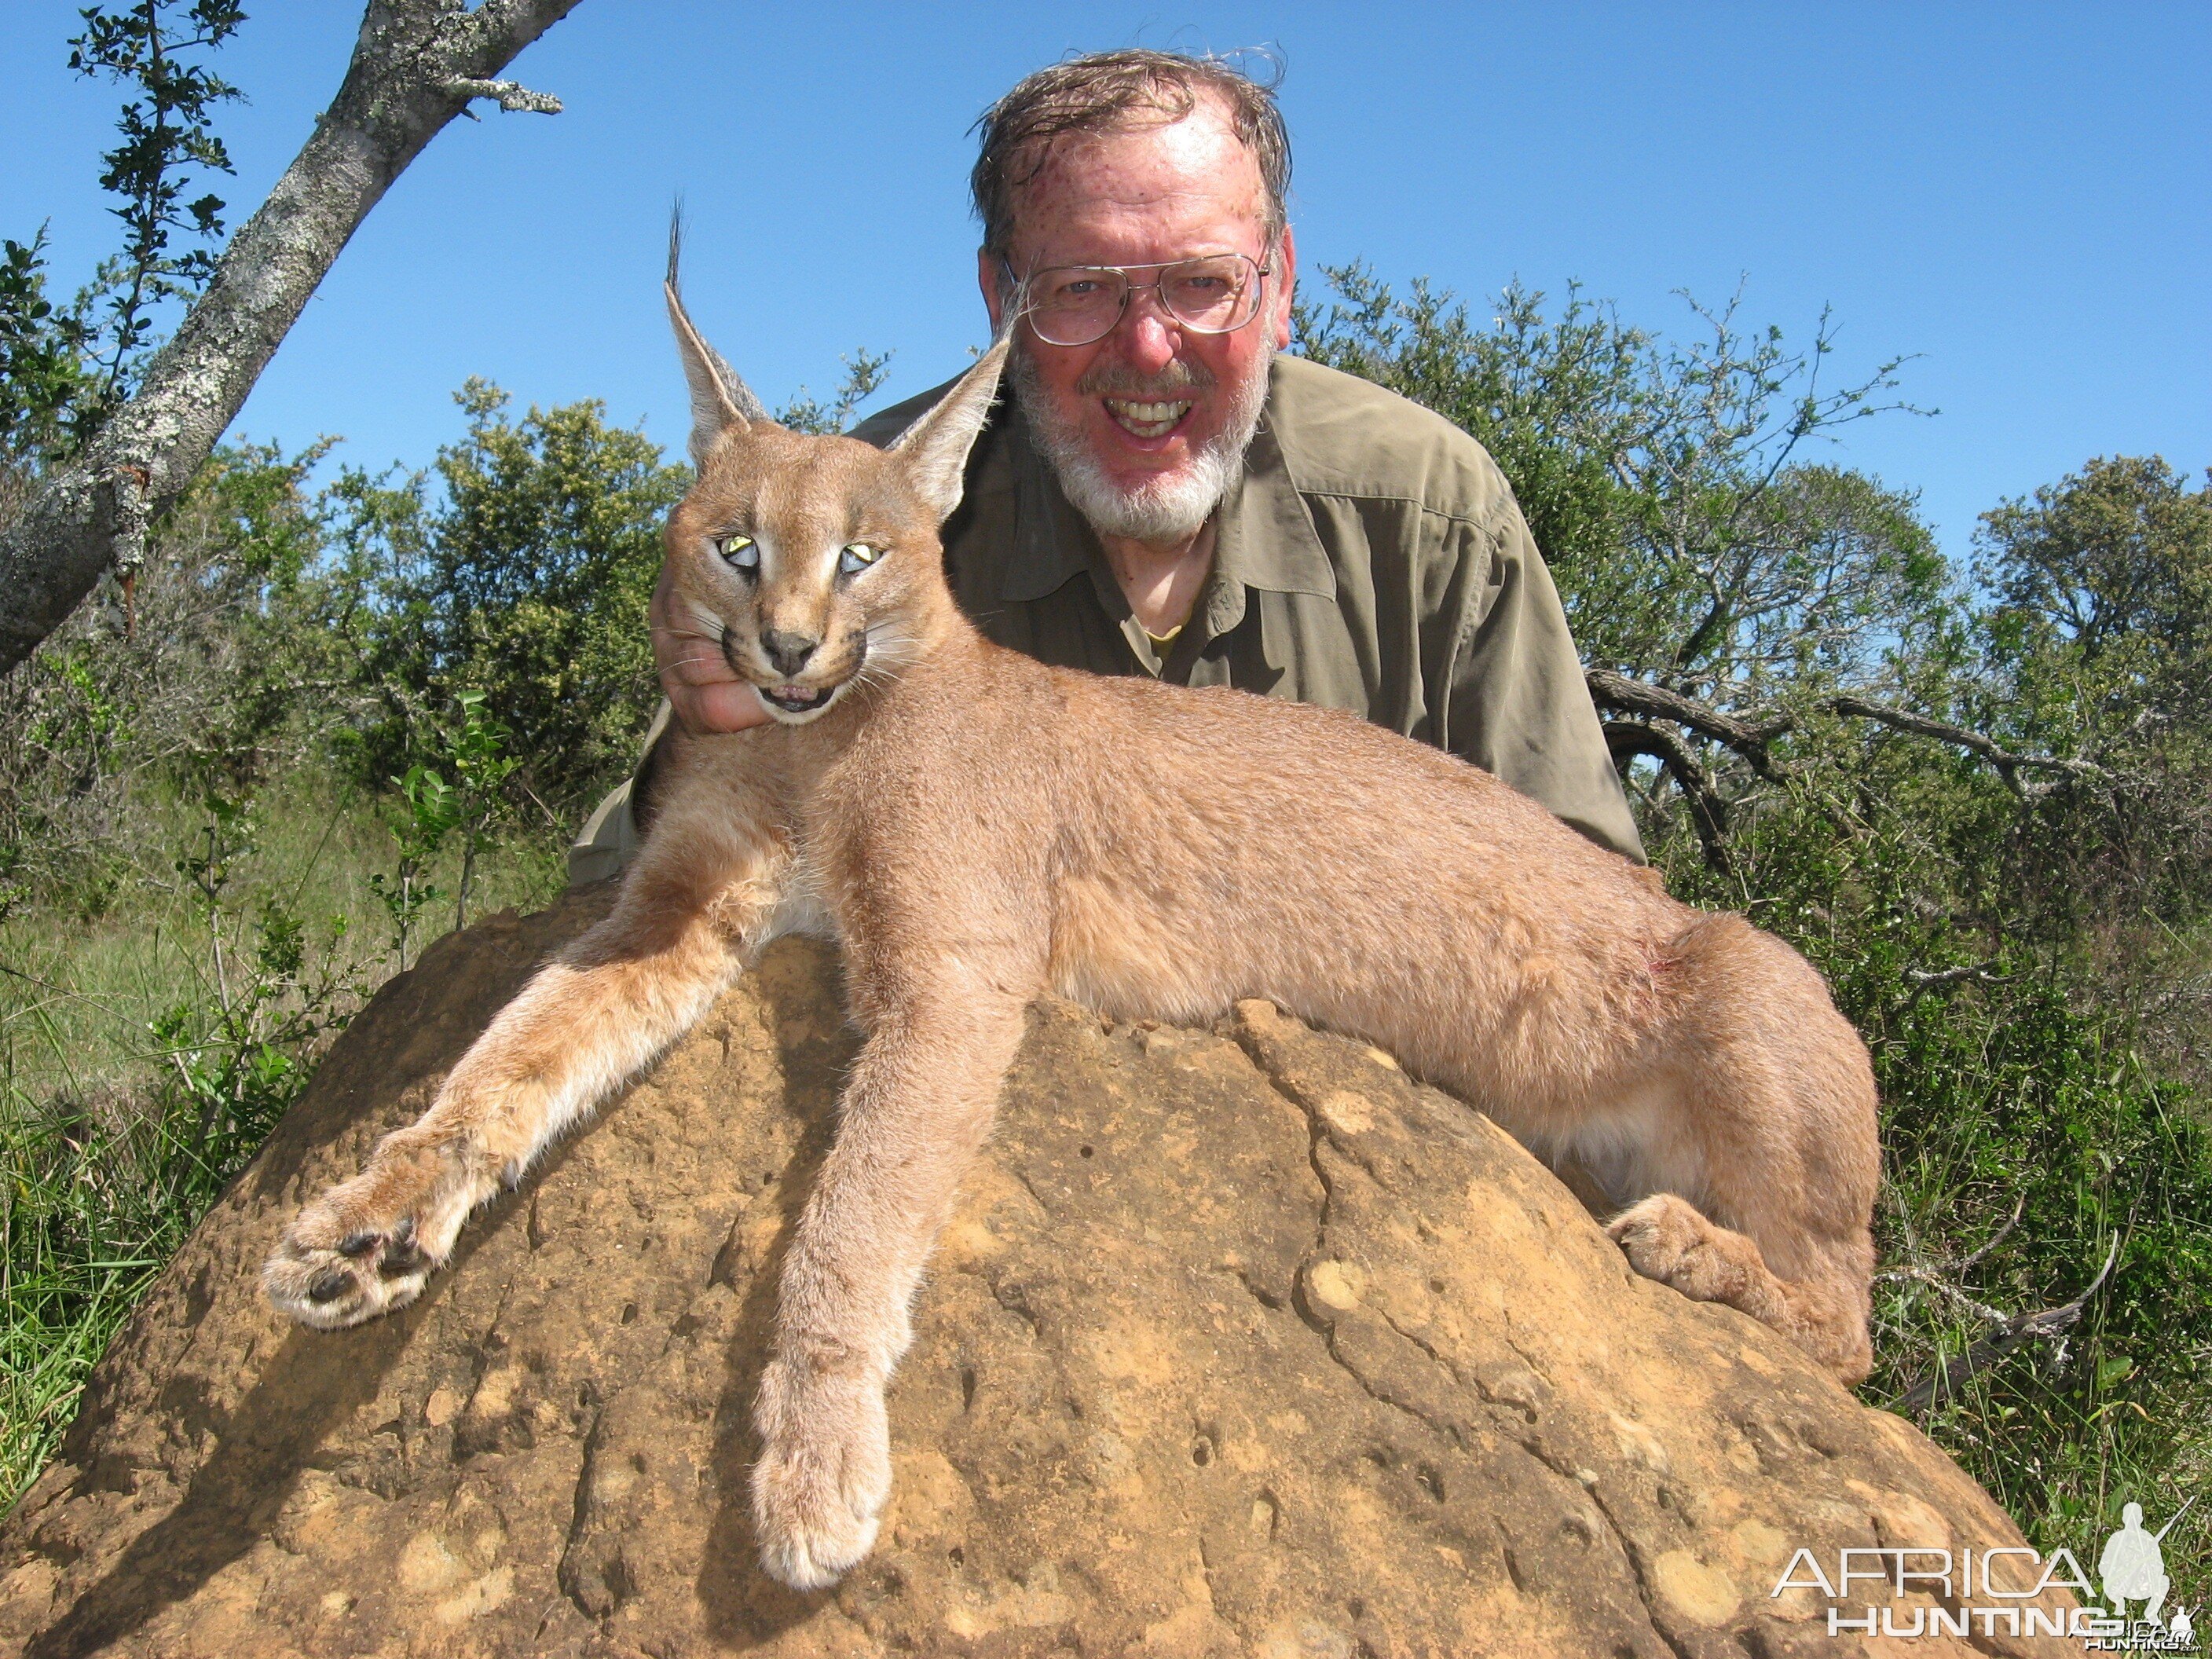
{"left": 665, "top": 203, "right": 768, "bottom": 464}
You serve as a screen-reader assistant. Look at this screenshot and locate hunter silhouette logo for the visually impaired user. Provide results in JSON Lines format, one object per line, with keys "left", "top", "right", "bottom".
{"left": 1770, "top": 1494, "right": 2200, "bottom": 1647}
{"left": 2094, "top": 1498, "right": 2198, "bottom": 1649}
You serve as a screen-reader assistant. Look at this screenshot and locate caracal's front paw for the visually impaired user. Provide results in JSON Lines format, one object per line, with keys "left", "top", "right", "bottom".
{"left": 264, "top": 1148, "right": 460, "bottom": 1329}
{"left": 1606, "top": 1192, "right": 1744, "bottom": 1305}
{"left": 749, "top": 1357, "right": 893, "bottom": 1591}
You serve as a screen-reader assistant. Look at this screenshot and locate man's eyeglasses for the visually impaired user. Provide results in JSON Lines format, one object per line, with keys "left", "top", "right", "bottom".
{"left": 1005, "top": 253, "right": 1274, "bottom": 348}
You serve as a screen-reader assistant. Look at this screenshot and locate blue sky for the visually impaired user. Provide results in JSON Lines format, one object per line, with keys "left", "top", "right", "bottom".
{"left": 2, "top": 2, "right": 2205, "bottom": 566}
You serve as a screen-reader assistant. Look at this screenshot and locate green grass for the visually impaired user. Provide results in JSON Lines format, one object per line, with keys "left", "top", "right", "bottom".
{"left": 0, "top": 775, "right": 564, "bottom": 1504}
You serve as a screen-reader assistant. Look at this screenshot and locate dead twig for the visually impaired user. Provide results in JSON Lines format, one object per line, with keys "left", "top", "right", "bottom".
{"left": 1875, "top": 1196, "right": 2026, "bottom": 1324}
{"left": 1957, "top": 1195, "right": 2028, "bottom": 1274}
{"left": 1899, "top": 958, "right": 2013, "bottom": 1010}
{"left": 1602, "top": 720, "right": 1732, "bottom": 875}
{"left": 1584, "top": 671, "right": 2108, "bottom": 805}
{"left": 1890, "top": 1233, "right": 2120, "bottom": 1415}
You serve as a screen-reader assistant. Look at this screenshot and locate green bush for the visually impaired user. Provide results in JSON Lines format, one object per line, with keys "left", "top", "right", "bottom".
{"left": 328, "top": 382, "right": 688, "bottom": 823}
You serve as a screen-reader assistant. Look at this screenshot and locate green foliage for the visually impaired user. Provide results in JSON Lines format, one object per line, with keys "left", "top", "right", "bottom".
{"left": 1974, "top": 457, "right": 2212, "bottom": 940}
{"left": 367, "top": 688, "right": 518, "bottom": 966}
{"left": 156, "top": 787, "right": 360, "bottom": 1199}
{"left": 367, "top": 763, "right": 457, "bottom": 970}
{"left": 429, "top": 686, "right": 520, "bottom": 934}
{"left": 2, "top": 778, "right": 368, "bottom": 1505}
{"left": 335, "top": 381, "right": 690, "bottom": 822}
{"left": 0, "top": 441, "right": 335, "bottom": 919}
{"left": 1651, "top": 761, "right": 2212, "bottom": 1564}
{"left": 0, "top": 390, "right": 652, "bottom": 1512}
{"left": 67, "top": 0, "right": 245, "bottom": 408}
{"left": 0, "top": 2, "right": 244, "bottom": 471}
{"left": 777, "top": 348, "right": 894, "bottom": 436}
{"left": 0, "top": 232, "right": 96, "bottom": 463}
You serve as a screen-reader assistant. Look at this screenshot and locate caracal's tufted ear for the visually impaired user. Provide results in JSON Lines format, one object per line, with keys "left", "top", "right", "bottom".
{"left": 665, "top": 208, "right": 768, "bottom": 466}
{"left": 889, "top": 333, "right": 1009, "bottom": 522}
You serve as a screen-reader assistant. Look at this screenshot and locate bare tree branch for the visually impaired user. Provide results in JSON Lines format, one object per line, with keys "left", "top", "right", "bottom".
{"left": 1875, "top": 1198, "right": 2025, "bottom": 1325}
{"left": 1899, "top": 958, "right": 2012, "bottom": 1009}
{"left": 1585, "top": 668, "right": 1790, "bottom": 781}
{"left": 1602, "top": 719, "right": 1733, "bottom": 874}
{"left": 1891, "top": 1233, "right": 2120, "bottom": 1415}
{"left": 445, "top": 76, "right": 562, "bottom": 114}
{"left": 1830, "top": 694, "right": 2109, "bottom": 797}
{"left": 1585, "top": 668, "right": 2106, "bottom": 801}
{"left": 1877, "top": 1265, "right": 2014, "bottom": 1330}
{"left": 0, "top": 0, "right": 584, "bottom": 675}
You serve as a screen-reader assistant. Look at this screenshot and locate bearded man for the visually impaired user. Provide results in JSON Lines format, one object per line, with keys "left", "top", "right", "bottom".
{"left": 570, "top": 49, "right": 1643, "bottom": 880}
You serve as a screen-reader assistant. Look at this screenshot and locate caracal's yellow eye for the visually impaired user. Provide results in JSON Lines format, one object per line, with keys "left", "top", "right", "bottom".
{"left": 718, "top": 534, "right": 758, "bottom": 571}
{"left": 838, "top": 542, "right": 882, "bottom": 576}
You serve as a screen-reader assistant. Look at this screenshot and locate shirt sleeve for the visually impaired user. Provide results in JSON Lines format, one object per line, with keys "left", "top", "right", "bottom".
{"left": 566, "top": 701, "right": 672, "bottom": 888}
{"left": 1442, "top": 502, "right": 1646, "bottom": 863}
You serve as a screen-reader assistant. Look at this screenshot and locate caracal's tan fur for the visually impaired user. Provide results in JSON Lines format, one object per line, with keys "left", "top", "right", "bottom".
{"left": 267, "top": 269, "right": 1880, "bottom": 1591}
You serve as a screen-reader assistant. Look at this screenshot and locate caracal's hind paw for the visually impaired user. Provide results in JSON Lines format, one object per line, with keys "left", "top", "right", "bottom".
{"left": 1604, "top": 1192, "right": 1873, "bottom": 1383}
{"left": 1606, "top": 1192, "right": 1752, "bottom": 1307}
{"left": 264, "top": 1159, "right": 455, "bottom": 1329}
{"left": 750, "top": 1358, "right": 892, "bottom": 1590}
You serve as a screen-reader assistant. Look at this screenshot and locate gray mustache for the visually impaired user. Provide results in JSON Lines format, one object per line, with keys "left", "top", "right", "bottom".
{"left": 1074, "top": 361, "right": 1214, "bottom": 399}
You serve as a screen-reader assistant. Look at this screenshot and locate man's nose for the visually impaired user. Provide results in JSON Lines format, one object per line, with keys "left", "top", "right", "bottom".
{"left": 1108, "top": 286, "right": 1182, "bottom": 374}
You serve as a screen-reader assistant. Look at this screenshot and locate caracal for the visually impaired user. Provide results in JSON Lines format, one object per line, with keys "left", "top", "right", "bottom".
{"left": 267, "top": 261, "right": 1879, "bottom": 1591}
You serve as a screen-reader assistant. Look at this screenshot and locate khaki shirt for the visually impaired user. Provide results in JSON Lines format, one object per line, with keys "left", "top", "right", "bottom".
{"left": 568, "top": 353, "right": 1641, "bottom": 883}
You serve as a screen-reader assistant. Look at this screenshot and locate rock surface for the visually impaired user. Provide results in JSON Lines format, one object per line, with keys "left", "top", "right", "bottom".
{"left": 0, "top": 885, "right": 2076, "bottom": 1657}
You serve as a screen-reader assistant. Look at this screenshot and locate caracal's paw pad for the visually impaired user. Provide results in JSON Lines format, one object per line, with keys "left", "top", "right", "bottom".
{"left": 264, "top": 1182, "right": 443, "bottom": 1330}
{"left": 1606, "top": 1192, "right": 1737, "bottom": 1305}
{"left": 750, "top": 1359, "right": 893, "bottom": 1591}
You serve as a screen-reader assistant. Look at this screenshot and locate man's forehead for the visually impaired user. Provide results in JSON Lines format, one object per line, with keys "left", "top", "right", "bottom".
{"left": 1009, "top": 100, "right": 1269, "bottom": 261}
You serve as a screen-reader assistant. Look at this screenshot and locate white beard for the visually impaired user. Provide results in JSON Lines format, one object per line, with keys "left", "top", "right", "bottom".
{"left": 1010, "top": 340, "right": 1273, "bottom": 545}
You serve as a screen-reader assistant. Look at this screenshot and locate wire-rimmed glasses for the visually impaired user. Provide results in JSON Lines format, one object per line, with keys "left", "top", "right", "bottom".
{"left": 1007, "top": 253, "right": 1274, "bottom": 348}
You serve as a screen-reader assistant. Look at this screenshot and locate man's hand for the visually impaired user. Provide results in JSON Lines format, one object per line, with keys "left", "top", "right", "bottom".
{"left": 651, "top": 562, "right": 772, "bottom": 734}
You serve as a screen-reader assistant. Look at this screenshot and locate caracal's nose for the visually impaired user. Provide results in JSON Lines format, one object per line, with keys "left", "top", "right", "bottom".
{"left": 762, "top": 630, "right": 820, "bottom": 677}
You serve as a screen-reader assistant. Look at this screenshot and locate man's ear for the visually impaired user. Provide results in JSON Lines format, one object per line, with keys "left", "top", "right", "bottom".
{"left": 889, "top": 334, "right": 1009, "bottom": 522}
{"left": 976, "top": 247, "right": 1008, "bottom": 335}
{"left": 665, "top": 209, "right": 767, "bottom": 467}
